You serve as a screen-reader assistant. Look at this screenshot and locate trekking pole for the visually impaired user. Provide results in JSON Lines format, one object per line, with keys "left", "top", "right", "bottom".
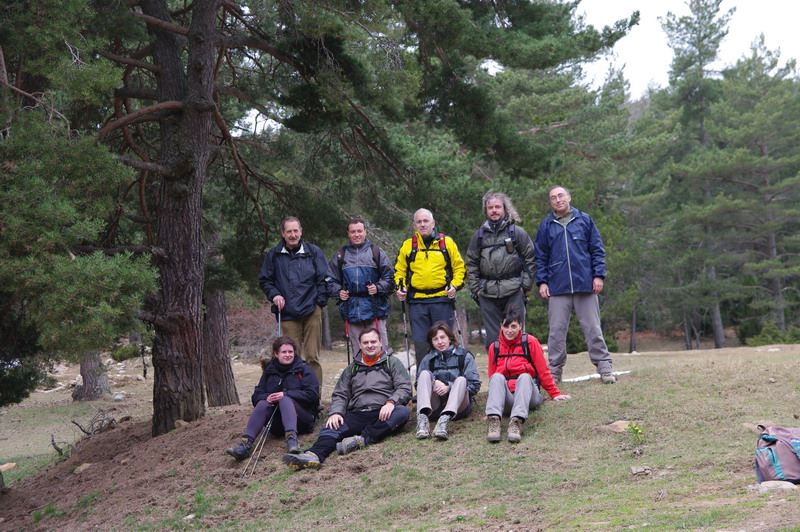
{"left": 452, "top": 291, "right": 464, "bottom": 346}
{"left": 398, "top": 280, "right": 412, "bottom": 371}
{"left": 277, "top": 309, "right": 282, "bottom": 336}
{"left": 241, "top": 405, "right": 278, "bottom": 478}
{"left": 344, "top": 319, "right": 352, "bottom": 365}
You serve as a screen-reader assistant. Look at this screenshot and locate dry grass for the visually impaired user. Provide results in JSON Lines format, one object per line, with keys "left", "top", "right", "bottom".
{"left": 1, "top": 343, "right": 799, "bottom": 531}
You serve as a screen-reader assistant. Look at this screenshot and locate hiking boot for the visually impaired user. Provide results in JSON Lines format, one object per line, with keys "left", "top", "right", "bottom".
{"left": 336, "top": 435, "right": 365, "bottom": 455}
{"left": 285, "top": 431, "right": 301, "bottom": 454}
{"left": 487, "top": 415, "right": 501, "bottom": 443}
{"left": 433, "top": 414, "right": 451, "bottom": 440}
{"left": 415, "top": 413, "right": 430, "bottom": 439}
{"left": 282, "top": 451, "right": 321, "bottom": 471}
{"left": 600, "top": 372, "right": 617, "bottom": 384}
{"left": 507, "top": 417, "right": 523, "bottom": 443}
{"left": 226, "top": 436, "right": 253, "bottom": 461}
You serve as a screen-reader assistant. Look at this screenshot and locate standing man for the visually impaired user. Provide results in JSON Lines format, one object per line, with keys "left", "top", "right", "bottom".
{"left": 282, "top": 327, "right": 412, "bottom": 471}
{"left": 327, "top": 217, "right": 395, "bottom": 353}
{"left": 394, "top": 208, "right": 466, "bottom": 365}
{"left": 466, "top": 192, "right": 536, "bottom": 350}
{"left": 534, "top": 186, "right": 616, "bottom": 384}
{"left": 259, "top": 217, "right": 328, "bottom": 385}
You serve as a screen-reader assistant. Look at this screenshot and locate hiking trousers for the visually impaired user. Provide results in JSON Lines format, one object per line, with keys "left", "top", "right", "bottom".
{"left": 484, "top": 373, "right": 541, "bottom": 420}
{"left": 281, "top": 307, "right": 323, "bottom": 385}
{"left": 477, "top": 290, "right": 527, "bottom": 350}
{"left": 307, "top": 406, "right": 409, "bottom": 462}
{"left": 546, "top": 293, "right": 612, "bottom": 376}
{"left": 346, "top": 318, "right": 388, "bottom": 354}
{"left": 244, "top": 397, "right": 316, "bottom": 439}
{"left": 416, "top": 371, "right": 471, "bottom": 420}
{"left": 409, "top": 300, "right": 454, "bottom": 366}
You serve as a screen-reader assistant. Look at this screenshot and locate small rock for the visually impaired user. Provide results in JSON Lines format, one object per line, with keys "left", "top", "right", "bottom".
{"left": 0, "top": 462, "right": 17, "bottom": 472}
{"left": 73, "top": 463, "right": 92, "bottom": 474}
{"left": 75, "top": 375, "right": 84, "bottom": 386}
{"left": 114, "top": 393, "right": 125, "bottom": 401}
{"left": 631, "top": 466, "right": 652, "bottom": 476}
{"left": 183, "top": 514, "right": 195, "bottom": 521}
{"left": 136, "top": 375, "right": 145, "bottom": 381}
{"left": 768, "top": 378, "right": 777, "bottom": 383}
{"left": 758, "top": 481, "right": 798, "bottom": 493}
{"left": 175, "top": 420, "right": 190, "bottom": 429}
{"left": 597, "top": 420, "right": 633, "bottom": 433}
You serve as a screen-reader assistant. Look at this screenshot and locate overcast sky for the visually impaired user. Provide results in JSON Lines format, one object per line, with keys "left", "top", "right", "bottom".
{"left": 577, "top": 0, "right": 800, "bottom": 97}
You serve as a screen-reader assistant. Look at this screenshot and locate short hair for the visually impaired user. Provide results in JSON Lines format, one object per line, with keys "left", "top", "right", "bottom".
{"left": 281, "top": 216, "right": 301, "bottom": 231}
{"left": 482, "top": 191, "right": 520, "bottom": 222}
{"left": 358, "top": 327, "right": 380, "bottom": 342}
{"left": 347, "top": 217, "right": 367, "bottom": 231}
{"left": 413, "top": 208, "right": 434, "bottom": 221}
{"left": 427, "top": 320, "right": 458, "bottom": 349}
{"left": 500, "top": 307, "right": 524, "bottom": 327}
{"left": 272, "top": 336, "right": 300, "bottom": 358}
{"left": 547, "top": 185, "right": 571, "bottom": 198}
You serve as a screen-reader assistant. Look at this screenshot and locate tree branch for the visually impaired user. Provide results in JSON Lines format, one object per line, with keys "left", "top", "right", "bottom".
{"left": 118, "top": 155, "right": 172, "bottom": 176}
{"left": 133, "top": 12, "right": 189, "bottom": 35}
{"left": 98, "top": 100, "right": 183, "bottom": 138}
{"left": 72, "top": 245, "right": 167, "bottom": 260}
{"left": 97, "top": 50, "right": 161, "bottom": 73}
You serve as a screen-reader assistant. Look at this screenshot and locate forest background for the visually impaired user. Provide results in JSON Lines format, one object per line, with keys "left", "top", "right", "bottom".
{"left": 2, "top": 0, "right": 799, "bottom": 439}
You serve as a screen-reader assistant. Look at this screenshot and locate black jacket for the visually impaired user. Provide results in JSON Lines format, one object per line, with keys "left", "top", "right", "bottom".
{"left": 258, "top": 240, "right": 328, "bottom": 320}
{"left": 251, "top": 356, "right": 320, "bottom": 417}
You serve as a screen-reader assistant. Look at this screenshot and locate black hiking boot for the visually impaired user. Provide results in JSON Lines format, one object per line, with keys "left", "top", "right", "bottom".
{"left": 285, "top": 431, "right": 301, "bottom": 454}
{"left": 226, "top": 436, "right": 254, "bottom": 461}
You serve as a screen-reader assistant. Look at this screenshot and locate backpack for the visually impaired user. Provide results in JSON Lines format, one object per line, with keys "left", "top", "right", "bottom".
{"left": 755, "top": 425, "right": 800, "bottom": 483}
{"left": 476, "top": 222, "right": 528, "bottom": 281}
{"left": 492, "top": 334, "right": 539, "bottom": 382}
{"left": 335, "top": 243, "right": 382, "bottom": 294}
{"left": 427, "top": 347, "right": 473, "bottom": 376}
{"left": 405, "top": 233, "right": 452, "bottom": 294}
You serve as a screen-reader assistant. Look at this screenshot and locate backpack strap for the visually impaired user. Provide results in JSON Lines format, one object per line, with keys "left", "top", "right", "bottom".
{"left": 493, "top": 334, "right": 535, "bottom": 379}
{"left": 476, "top": 223, "right": 527, "bottom": 281}
{"left": 406, "top": 233, "right": 452, "bottom": 295}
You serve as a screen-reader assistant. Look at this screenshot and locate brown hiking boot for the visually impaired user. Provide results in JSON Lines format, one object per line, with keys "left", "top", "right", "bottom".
{"left": 507, "top": 417, "right": 523, "bottom": 443}
{"left": 487, "top": 415, "right": 501, "bottom": 443}
{"left": 601, "top": 372, "right": 617, "bottom": 384}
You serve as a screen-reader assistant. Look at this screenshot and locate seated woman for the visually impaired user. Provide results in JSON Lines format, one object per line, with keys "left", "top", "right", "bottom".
{"left": 415, "top": 321, "right": 481, "bottom": 440}
{"left": 485, "top": 309, "right": 570, "bottom": 443}
{"left": 226, "top": 336, "right": 320, "bottom": 460}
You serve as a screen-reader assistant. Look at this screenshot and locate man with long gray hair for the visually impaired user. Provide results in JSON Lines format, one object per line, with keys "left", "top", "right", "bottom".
{"left": 466, "top": 192, "right": 536, "bottom": 350}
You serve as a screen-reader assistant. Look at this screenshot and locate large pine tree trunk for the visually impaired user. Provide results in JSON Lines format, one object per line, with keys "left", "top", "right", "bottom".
{"left": 145, "top": 0, "right": 219, "bottom": 436}
{"left": 203, "top": 289, "right": 239, "bottom": 406}
{"left": 72, "top": 351, "right": 111, "bottom": 401}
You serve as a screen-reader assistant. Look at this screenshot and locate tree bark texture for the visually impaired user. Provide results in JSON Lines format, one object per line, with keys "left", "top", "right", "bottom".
{"left": 203, "top": 289, "right": 239, "bottom": 406}
{"left": 72, "top": 351, "right": 111, "bottom": 402}
{"left": 145, "top": 0, "right": 219, "bottom": 436}
{"left": 707, "top": 266, "right": 726, "bottom": 348}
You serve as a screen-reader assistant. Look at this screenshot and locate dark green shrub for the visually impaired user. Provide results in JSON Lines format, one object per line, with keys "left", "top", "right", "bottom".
{"left": 110, "top": 344, "right": 140, "bottom": 362}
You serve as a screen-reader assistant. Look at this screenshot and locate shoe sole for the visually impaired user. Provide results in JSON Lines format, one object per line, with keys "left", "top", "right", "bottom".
{"left": 226, "top": 450, "right": 250, "bottom": 461}
{"left": 282, "top": 454, "right": 320, "bottom": 470}
{"left": 487, "top": 434, "right": 501, "bottom": 443}
{"left": 433, "top": 432, "right": 448, "bottom": 440}
{"left": 416, "top": 432, "right": 430, "bottom": 439}
{"left": 507, "top": 435, "right": 521, "bottom": 443}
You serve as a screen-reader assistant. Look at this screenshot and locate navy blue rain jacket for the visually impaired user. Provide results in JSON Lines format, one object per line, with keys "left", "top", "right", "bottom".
{"left": 258, "top": 240, "right": 328, "bottom": 320}
{"left": 534, "top": 207, "right": 606, "bottom": 296}
{"left": 326, "top": 240, "right": 394, "bottom": 322}
{"left": 251, "top": 356, "right": 320, "bottom": 416}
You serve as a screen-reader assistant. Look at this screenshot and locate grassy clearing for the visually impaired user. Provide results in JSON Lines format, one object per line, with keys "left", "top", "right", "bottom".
{"left": 3, "top": 345, "right": 800, "bottom": 531}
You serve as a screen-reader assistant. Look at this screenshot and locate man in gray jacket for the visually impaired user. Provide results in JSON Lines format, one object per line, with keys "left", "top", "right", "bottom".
{"left": 282, "top": 328, "right": 412, "bottom": 470}
{"left": 466, "top": 192, "right": 536, "bottom": 349}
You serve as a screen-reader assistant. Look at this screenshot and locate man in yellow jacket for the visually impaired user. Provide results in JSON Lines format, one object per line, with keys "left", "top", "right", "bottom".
{"left": 395, "top": 208, "right": 465, "bottom": 365}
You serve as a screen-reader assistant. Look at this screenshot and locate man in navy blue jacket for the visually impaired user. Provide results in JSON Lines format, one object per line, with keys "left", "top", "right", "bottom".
{"left": 259, "top": 217, "right": 328, "bottom": 386}
{"left": 534, "top": 186, "right": 616, "bottom": 384}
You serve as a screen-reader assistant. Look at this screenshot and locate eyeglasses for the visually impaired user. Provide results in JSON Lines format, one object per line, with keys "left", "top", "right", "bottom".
{"left": 549, "top": 193, "right": 568, "bottom": 201}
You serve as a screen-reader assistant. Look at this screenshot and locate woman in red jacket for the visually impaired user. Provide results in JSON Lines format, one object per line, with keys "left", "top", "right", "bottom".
{"left": 485, "top": 309, "right": 570, "bottom": 443}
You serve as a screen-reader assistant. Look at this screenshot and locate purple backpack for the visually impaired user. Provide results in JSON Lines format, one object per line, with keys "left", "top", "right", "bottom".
{"left": 755, "top": 425, "right": 800, "bottom": 483}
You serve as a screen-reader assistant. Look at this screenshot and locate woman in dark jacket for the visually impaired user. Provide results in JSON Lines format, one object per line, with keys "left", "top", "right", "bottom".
{"left": 226, "top": 336, "right": 320, "bottom": 460}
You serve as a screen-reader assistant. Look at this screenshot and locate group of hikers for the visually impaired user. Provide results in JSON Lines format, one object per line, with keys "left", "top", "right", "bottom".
{"left": 226, "top": 187, "right": 617, "bottom": 471}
